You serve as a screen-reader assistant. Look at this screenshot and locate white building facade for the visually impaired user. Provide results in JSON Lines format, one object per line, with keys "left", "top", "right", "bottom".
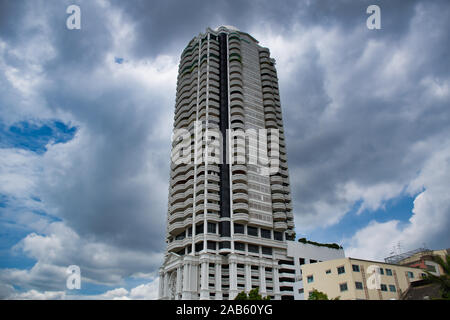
{"left": 159, "top": 26, "right": 298, "bottom": 300}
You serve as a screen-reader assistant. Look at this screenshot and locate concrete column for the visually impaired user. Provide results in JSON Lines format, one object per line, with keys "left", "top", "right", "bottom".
{"left": 215, "top": 263, "right": 222, "bottom": 300}
{"left": 245, "top": 264, "right": 251, "bottom": 292}
{"left": 191, "top": 264, "right": 198, "bottom": 299}
{"left": 176, "top": 266, "right": 182, "bottom": 300}
{"left": 259, "top": 266, "right": 267, "bottom": 295}
{"left": 200, "top": 260, "right": 209, "bottom": 300}
{"left": 274, "top": 267, "right": 281, "bottom": 300}
{"left": 163, "top": 272, "right": 169, "bottom": 298}
{"left": 182, "top": 263, "right": 190, "bottom": 300}
{"left": 229, "top": 261, "right": 238, "bottom": 299}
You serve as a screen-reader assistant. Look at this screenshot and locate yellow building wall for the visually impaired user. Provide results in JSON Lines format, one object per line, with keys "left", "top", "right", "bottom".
{"left": 302, "top": 258, "right": 425, "bottom": 300}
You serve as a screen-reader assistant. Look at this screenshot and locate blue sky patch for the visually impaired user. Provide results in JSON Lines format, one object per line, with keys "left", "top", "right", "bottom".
{"left": 302, "top": 193, "right": 417, "bottom": 248}
{"left": 0, "top": 120, "right": 77, "bottom": 154}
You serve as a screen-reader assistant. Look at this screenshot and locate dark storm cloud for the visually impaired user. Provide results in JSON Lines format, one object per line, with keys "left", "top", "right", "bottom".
{"left": 108, "top": 0, "right": 305, "bottom": 57}
{"left": 278, "top": 0, "right": 450, "bottom": 232}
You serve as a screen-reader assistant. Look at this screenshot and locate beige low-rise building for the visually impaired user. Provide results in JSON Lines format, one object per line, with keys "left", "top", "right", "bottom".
{"left": 301, "top": 257, "right": 426, "bottom": 300}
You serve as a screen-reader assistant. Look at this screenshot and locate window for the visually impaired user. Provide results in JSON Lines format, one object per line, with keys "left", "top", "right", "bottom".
{"left": 355, "top": 282, "right": 363, "bottom": 290}
{"left": 307, "top": 275, "right": 314, "bottom": 283}
{"left": 380, "top": 284, "right": 387, "bottom": 292}
{"left": 235, "top": 242, "right": 245, "bottom": 251}
{"left": 379, "top": 268, "right": 384, "bottom": 275}
{"left": 310, "top": 259, "right": 317, "bottom": 264}
{"left": 195, "top": 242, "right": 203, "bottom": 252}
{"left": 196, "top": 223, "right": 204, "bottom": 235}
{"left": 326, "top": 269, "right": 331, "bottom": 275}
{"left": 261, "top": 229, "right": 271, "bottom": 239}
{"left": 247, "top": 226, "right": 258, "bottom": 237}
{"left": 262, "top": 247, "right": 272, "bottom": 255}
{"left": 389, "top": 285, "right": 396, "bottom": 292}
{"left": 175, "top": 234, "right": 185, "bottom": 241}
{"left": 386, "top": 268, "right": 393, "bottom": 276}
{"left": 298, "top": 288, "right": 304, "bottom": 294}
{"left": 219, "top": 241, "right": 230, "bottom": 249}
{"left": 352, "top": 264, "right": 360, "bottom": 272}
{"left": 207, "top": 241, "right": 216, "bottom": 250}
{"left": 274, "top": 231, "right": 283, "bottom": 241}
{"left": 299, "top": 258, "right": 305, "bottom": 265}
{"left": 339, "top": 283, "right": 348, "bottom": 292}
{"left": 234, "top": 223, "right": 244, "bottom": 234}
{"left": 248, "top": 244, "right": 259, "bottom": 254}
{"left": 337, "top": 266, "right": 345, "bottom": 275}
{"left": 407, "top": 271, "right": 414, "bottom": 279}
{"left": 207, "top": 222, "right": 216, "bottom": 234}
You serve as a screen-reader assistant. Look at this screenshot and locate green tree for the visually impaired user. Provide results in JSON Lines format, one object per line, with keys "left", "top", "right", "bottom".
{"left": 234, "top": 291, "right": 248, "bottom": 300}
{"left": 308, "top": 289, "right": 340, "bottom": 300}
{"left": 424, "top": 254, "right": 450, "bottom": 299}
{"left": 308, "top": 289, "right": 329, "bottom": 300}
{"left": 234, "top": 287, "right": 271, "bottom": 300}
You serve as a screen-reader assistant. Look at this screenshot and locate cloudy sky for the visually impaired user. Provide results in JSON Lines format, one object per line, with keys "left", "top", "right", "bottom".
{"left": 0, "top": 0, "right": 449, "bottom": 299}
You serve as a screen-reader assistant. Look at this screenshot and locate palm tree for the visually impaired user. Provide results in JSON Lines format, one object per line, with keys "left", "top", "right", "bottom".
{"left": 424, "top": 254, "right": 450, "bottom": 299}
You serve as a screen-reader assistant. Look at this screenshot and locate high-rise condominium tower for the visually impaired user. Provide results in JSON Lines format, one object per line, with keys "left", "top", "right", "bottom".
{"left": 159, "top": 26, "right": 295, "bottom": 300}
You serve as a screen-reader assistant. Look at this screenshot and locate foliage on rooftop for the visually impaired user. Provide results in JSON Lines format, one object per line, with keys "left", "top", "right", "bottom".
{"left": 298, "top": 237, "right": 343, "bottom": 250}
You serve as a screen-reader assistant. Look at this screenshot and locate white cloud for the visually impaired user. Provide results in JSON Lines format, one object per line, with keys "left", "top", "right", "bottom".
{"left": 345, "top": 139, "right": 450, "bottom": 261}
{"left": 2, "top": 278, "right": 160, "bottom": 300}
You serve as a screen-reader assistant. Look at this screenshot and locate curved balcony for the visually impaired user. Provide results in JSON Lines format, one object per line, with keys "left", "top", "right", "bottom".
{"left": 230, "top": 92, "right": 243, "bottom": 102}
{"left": 230, "top": 78, "right": 243, "bottom": 88}
{"left": 205, "top": 212, "right": 221, "bottom": 223}
{"left": 274, "top": 221, "right": 288, "bottom": 231}
{"left": 170, "top": 180, "right": 194, "bottom": 196}
{"left": 265, "top": 120, "right": 278, "bottom": 129}
{"left": 233, "top": 212, "right": 249, "bottom": 223}
{"left": 265, "top": 113, "right": 278, "bottom": 122}
{"left": 168, "top": 211, "right": 185, "bottom": 224}
{"left": 233, "top": 202, "right": 249, "bottom": 213}
{"left": 271, "top": 184, "right": 284, "bottom": 194}
{"left": 230, "top": 114, "right": 245, "bottom": 124}
{"left": 167, "top": 237, "right": 191, "bottom": 252}
{"left": 232, "top": 183, "right": 248, "bottom": 193}
{"left": 194, "top": 213, "right": 204, "bottom": 224}
{"left": 168, "top": 217, "right": 193, "bottom": 235}
{"left": 195, "top": 193, "right": 220, "bottom": 205}
{"left": 270, "top": 175, "right": 283, "bottom": 184}
{"left": 231, "top": 122, "right": 245, "bottom": 130}
{"left": 171, "top": 191, "right": 193, "bottom": 204}
{"left": 232, "top": 174, "right": 247, "bottom": 184}
{"left": 273, "top": 212, "right": 286, "bottom": 221}
{"left": 231, "top": 164, "right": 247, "bottom": 173}
{"left": 169, "top": 198, "right": 193, "bottom": 214}
{"left": 232, "top": 192, "right": 248, "bottom": 203}
{"left": 171, "top": 163, "right": 194, "bottom": 178}
{"left": 230, "top": 105, "right": 245, "bottom": 117}
{"left": 195, "top": 203, "right": 220, "bottom": 215}
{"left": 272, "top": 203, "right": 286, "bottom": 212}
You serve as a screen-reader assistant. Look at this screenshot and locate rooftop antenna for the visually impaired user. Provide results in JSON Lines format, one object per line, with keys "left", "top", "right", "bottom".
{"left": 397, "top": 242, "right": 402, "bottom": 255}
